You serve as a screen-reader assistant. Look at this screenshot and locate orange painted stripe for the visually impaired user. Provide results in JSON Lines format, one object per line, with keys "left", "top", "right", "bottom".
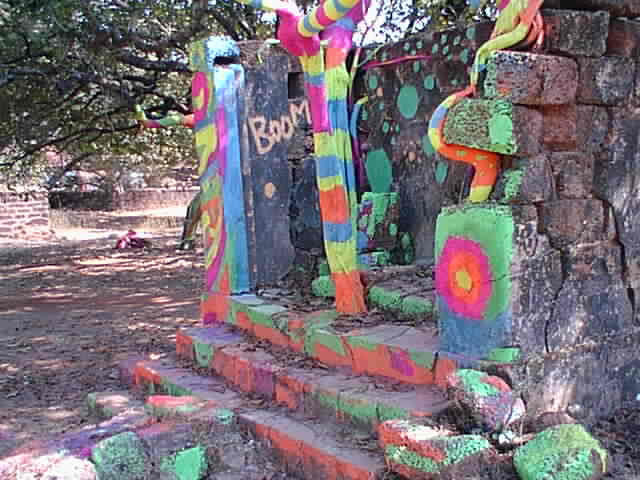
{"left": 333, "top": 271, "right": 367, "bottom": 314}
{"left": 318, "top": 186, "right": 349, "bottom": 223}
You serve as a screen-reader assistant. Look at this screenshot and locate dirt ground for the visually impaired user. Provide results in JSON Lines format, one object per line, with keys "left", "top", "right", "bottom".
{"left": 0, "top": 209, "right": 638, "bottom": 478}
{"left": 0, "top": 210, "right": 203, "bottom": 456}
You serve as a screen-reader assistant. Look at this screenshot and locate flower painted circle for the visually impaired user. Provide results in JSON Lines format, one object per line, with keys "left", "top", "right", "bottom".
{"left": 436, "top": 236, "right": 492, "bottom": 320}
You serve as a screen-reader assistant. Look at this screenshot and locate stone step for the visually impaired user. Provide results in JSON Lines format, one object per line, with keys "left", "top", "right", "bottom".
{"left": 176, "top": 326, "right": 451, "bottom": 434}
{"left": 122, "top": 356, "right": 388, "bottom": 480}
{"left": 201, "top": 294, "right": 457, "bottom": 387}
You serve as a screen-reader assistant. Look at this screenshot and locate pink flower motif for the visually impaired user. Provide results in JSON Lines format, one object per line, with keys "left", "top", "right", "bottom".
{"left": 435, "top": 236, "right": 492, "bottom": 320}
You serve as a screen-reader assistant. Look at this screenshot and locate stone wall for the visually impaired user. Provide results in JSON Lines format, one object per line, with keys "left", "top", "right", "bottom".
{"left": 50, "top": 187, "right": 199, "bottom": 211}
{"left": 356, "top": 4, "right": 640, "bottom": 419}
{"left": 0, "top": 191, "right": 50, "bottom": 237}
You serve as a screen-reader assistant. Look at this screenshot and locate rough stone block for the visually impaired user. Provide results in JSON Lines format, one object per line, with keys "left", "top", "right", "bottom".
{"left": 544, "top": 0, "right": 640, "bottom": 17}
{"left": 549, "top": 152, "right": 595, "bottom": 199}
{"left": 379, "top": 419, "right": 494, "bottom": 479}
{"left": 446, "top": 369, "right": 525, "bottom": 431}
{"left": 482, "top": 51, "right": 578, "bottom": 105}
{"left": 542, "top": 9, "right": 610, "bottom": 57}
{"left": 546, "top": 277, "right": 632, "bottom": 353}
{"left": 493, "top": 155, "right": 553, "bottom": 204}
{"left": 522, "top": 332, "right": 639, "bottom": 418}
{"left": 514, "top": 424, "right": 608, "bottom": 480}
{"left": 542, "top": 105, "right": 578, "bottom": 151}
{"left": 577, "top": 56, "right": 636, "bottom": 105}
{"left": 593, "top": 108, "right": 640, "bottom": 281}
{"left": 607, "top": 18, "right": 640, "bottom": 57}
{"left": 443, "top": 99, "right": 542, "bottom": 156}
{"left": 435, "top": 204, "right": 561, "bottom": 358}
{"left": 539, "top": 199, "right": 615, "bottom": 249}
{"left": 576, "top": 106, "right": 610, "bottom": 153}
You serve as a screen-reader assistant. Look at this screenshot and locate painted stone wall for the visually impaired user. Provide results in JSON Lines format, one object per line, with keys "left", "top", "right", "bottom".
{"left": 410, "top": 6, "right": 638, "bottom": 419}
{"left": 361, "top": 22, "right": 494, "bottom": 262}
{"left": 0, "top": 191, "right": 50, "bottom": 238}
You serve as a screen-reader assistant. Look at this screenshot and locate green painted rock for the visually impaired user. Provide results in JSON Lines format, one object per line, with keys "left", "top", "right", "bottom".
{"left": 447, "top": 369, "right": 525, "bottom": 431}
{"left": 159, "top": 445, "right": 208, "bottom": 480}
{"left": 514, "top": 424, "right": 608, "bottom": 480}
{"left": 311, "top": 275, "right": 335, "bottom": 298}
{"left": 91, "top": 431, "right": 151, "bottom": 480}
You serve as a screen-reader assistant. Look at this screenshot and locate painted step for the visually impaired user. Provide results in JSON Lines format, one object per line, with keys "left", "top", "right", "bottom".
{"left": 122, "top": 356, "right": 387, "bottom": 480}
{"left": 176, "top": 326, "right": 451, "bottom": 433}
{"left": 201, "top": 294, "right": 456, "bottom": 387}
{"left": 312, "top": 274, "right": 436, "bottom": 320}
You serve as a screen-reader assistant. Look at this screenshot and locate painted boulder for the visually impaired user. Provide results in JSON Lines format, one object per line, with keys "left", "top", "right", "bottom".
{"left": 447, "top": 369, "right": 525, "bottom": 431}
{"left": 514, "top": 424, "right": 608, "bottom": 480}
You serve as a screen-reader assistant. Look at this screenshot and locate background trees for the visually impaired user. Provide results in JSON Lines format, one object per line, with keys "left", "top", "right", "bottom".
{"left": 0, "top": 0, "right": 494, "bottom": 190}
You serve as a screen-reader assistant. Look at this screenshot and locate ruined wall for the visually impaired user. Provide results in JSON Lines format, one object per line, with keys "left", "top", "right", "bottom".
{"left": 361, "top": 22, "right": 494, "bottom": 262}
{"left": 361, "top": 5, "right": 639, "bottom": 419}
{"left": 0, "top": 191, "right": 50, "bottom": 238}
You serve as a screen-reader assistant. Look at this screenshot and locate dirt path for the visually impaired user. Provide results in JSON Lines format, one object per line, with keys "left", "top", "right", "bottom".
{"left": 0, "top": 225, "right": 204, "bottom": 455}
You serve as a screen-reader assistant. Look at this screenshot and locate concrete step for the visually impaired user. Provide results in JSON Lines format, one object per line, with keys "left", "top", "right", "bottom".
{"left": 201, "top": 294, "right": 457, "bottom": 387}
{"left": 176, "top": 326, "right": 451, "bottom": 434}
{"left": 122, "top": 356, "right": 388, "bottom": 480}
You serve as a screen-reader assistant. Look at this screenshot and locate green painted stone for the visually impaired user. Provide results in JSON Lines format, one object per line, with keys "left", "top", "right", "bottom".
{"left": 365, "top": 149, "right": 393, "bottom": 193}
{"left": 422, "top": 134, "right": 435, "bottom": 157}
{"left": 423, "top": 74, "right": 436, "bottom": 91}
{"left": 514, "top": 424, "right": 608, "bottom": 480}
{"left": 368, "top": 74, "right": 378, "bottom": 90}
{"left": 311, "top": 275, "right": 335, "bottom": 298}
{"left": 160, "top": 445, "right": 208, "bottom": 480}
{"left": 397, "top": 85, "right": 419, "bottom": 119}
{"left": 435, "top": 161, "right": 449, "bottom": 184}
{"left": 486, "top": 347, "right": 521, "bottom": 363}
{"left": 401, "top": 296, "right": 433, "bottom": 316}
{"left": 92, "top": 432, "right": 151, "bottom": 480}
{"left": 368, "top": 286, "right": 403, "bottom": 311}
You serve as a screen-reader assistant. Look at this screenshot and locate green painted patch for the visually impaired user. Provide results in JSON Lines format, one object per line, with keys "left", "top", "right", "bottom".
{"left": 514, "top": 424, "right": 608, "bottom": 480}
{"left": 193, "top": 341, "right": 215, "bottom": 369}
{"left": 312, "top": 275, "right": 335, "bottom": 298}
{"left": 382, "top": 121, "right": 390, "bottom": 133}
{"left": 466, "top": 26, "right": 476, "bottom": 40}
{"left": 454, "top": 35, "right": 461, "bottom": 46}
{"left": 368, "top": 286, "right": 403, "bottom": 311}
{"left": 401, "top": 296, "right": 433, "bottom": 316}
{"left": 368, "top": 74, "right": 378, "bottom": 90}
{"left": 431, "top": 43, "right": 439, "bottom": 54}
{"left": 455, "top": 369, "right": 500, "bottom": 397}
{"left": 460, "top": 48, "right": 470, "bottom": 64}
{"left": 161, "top": 380, "right": 192, "bottom": 397}
{"left": 435, "top": 161, "right": 449, "bottom": 184}
{"left": 397, "top": 85, "right": 419, "bottom": 119}
{"left": 413, "top": 62, "right": 421, "bottom": 73}
{"left": 377, "top": 404, "right": 411, "bottom": 423}
{"left": 389, "top": 223, "right": 398, "bottom": 236}
{"left": 422, "top": 134, "right": 435, "bottom": 156}
{"left": 500, "top": 168, "right": 524, "bottom": 202}
{"left": 160, "top": 446, "right": 208, "bottom": 480}
{"left": 486, "top": 347, "right": 521, "bottom": 363}
{"left": 365, "top": 149, "right": 393, "bottom": 193}
{"left": 306, "top": 327, "right": 346, "bottom": 358}
{"left": 92, "top": 432, "right": 150, "bottom": 480}
{"left": 488, "top": 102, "right": 516, "bottom": 154}
{"left": 337, "top": 395, "right": 379, "bottom": 424}
{"left": 408, "top": 350, "right": 436, "bottom": 369}
{"left": 423, "top": 74, "right": 436, "bottom": 91}
{"left": 214, "top": 408, "right": 235, "bottom": 425}
{"left": 378, "top": 102, "right": 385, "bottom": 111}
{"left": 347, "top": 335, "right": 379, "bottom": 352}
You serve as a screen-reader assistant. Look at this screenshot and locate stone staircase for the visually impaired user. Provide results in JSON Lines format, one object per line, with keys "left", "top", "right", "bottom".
{"left": 102, "top": 275, "right": 514, "bottom": 479}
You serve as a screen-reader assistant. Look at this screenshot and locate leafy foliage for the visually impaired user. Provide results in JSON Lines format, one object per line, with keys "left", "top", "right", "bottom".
{"left": 0, "top": 0, "right": 494, "bottom": 189}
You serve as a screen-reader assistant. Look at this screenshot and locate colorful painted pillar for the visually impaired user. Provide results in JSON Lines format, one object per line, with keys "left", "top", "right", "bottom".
{"left": 228, "top": 0, "right": 369, "bottom": 315}
{"left": 434, "top": 203, "right": 564, "bottom": 361}
{"left": 190, "top": 37, "right": 251, "bottom": 323}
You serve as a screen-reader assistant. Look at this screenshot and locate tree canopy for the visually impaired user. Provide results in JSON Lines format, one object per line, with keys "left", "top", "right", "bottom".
{"left": 0, "top": 0, "right": 494, "bottom": 190}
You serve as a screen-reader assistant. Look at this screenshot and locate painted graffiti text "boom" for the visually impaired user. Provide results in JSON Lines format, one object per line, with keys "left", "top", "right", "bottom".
{"left": 248, "top": 100, "right": 311, "bottom": 155}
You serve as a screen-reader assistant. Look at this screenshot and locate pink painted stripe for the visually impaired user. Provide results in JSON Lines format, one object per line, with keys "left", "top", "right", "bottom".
{"left": 306, "top": 83, "right": 329, "bottom": 133}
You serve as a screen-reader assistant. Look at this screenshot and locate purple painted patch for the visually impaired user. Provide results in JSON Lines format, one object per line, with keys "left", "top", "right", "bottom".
{"left": 253, "top": 365, "right": 276, "bottom": 399}
{"left": 202, "top": 312, "right": 218, "bottom": 325}
{"left": 195, "top": 325, "right": 243, "bottom": 345}
{"left": 389, "top": 349, "right": 415, "bottom": 377}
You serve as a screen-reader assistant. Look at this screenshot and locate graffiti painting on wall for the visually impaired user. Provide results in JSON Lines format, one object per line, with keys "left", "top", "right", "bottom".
{"left": 248, "top": 99, "right": 311, "bottom": 154}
